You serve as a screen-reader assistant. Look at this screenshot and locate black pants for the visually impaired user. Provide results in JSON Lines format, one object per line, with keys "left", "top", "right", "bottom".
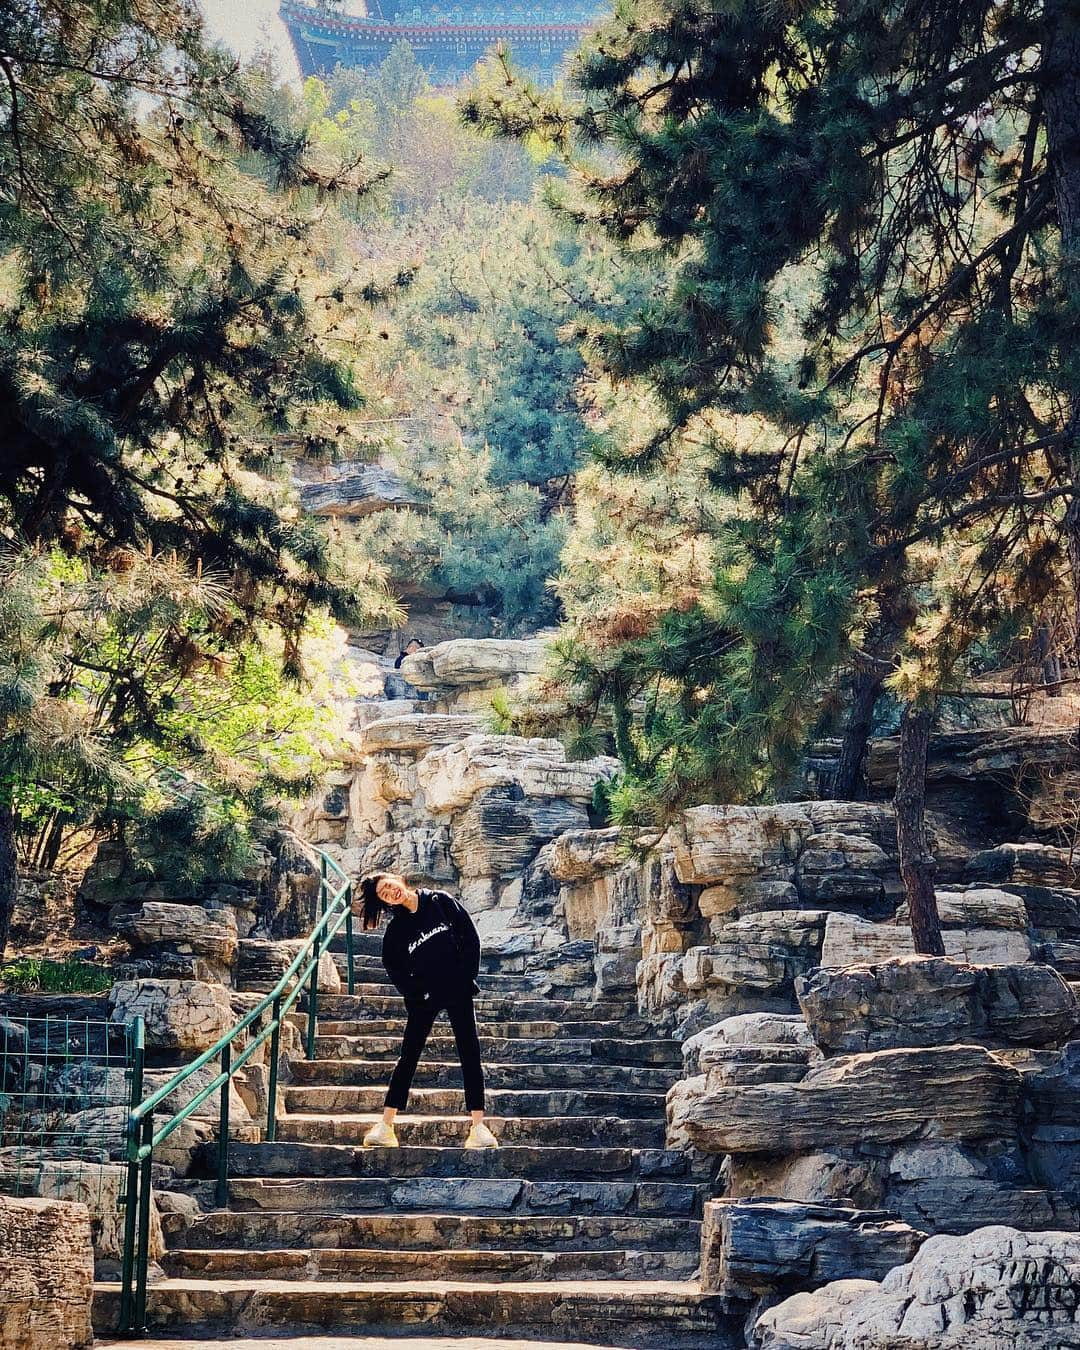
{"left": 385, "top": 994, "right": 485, "bottom": 1112}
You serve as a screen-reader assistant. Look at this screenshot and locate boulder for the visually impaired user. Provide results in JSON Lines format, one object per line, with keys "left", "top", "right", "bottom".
{"left": 548, "top": 827, "right": 641, "bottom": 882}
{"left": 235, "top": 940, "right": 341, "bottom": 996}
{"left": 683, "top": 1013, "right": 819, "bottom": 1075}
{"left": 0, "top": 1194, "right": 94, "bottom": 1347}
{"left": 33, "top": 1161, "right": 164, "bottom": 1269}
{"left": 416, "top": 735, "right": 618, "bottom": 815}
{"left": 112, "top": 901, "right": 238, "bottom": 974}
{"left": 819, "top": 912, "right": 1031, "bottom": 968}
{"left": 450, "top": 785, "right": 588, "bottom": 879}
{"left": 834, "top": 1225, "right": 1080, "bottom": 1349}
{"left": 755, "top": 1278, "right": 879, "bottom": 1349}
{"left": 797, "top": 957, "right": 1078, "bottom": 1053}
{"left": 686, "top": 1045, "right": 1021, "bottom": 1155}
{"left": 965, "top": 841, "right": 1080, "bottom": 890}
{"left": 667, "top": 804, "right": 898, "bottom": 916}
{"left": 253, "top": 830, "right": 322, "bottom": 940}
{"left": 701, "top": 1197, "right": 924, "bottom": 1299}
{"left": 358, "top": 827, "right": 455, "bottom": 883}
{"left": 666, "top": 1073, "right": 707, "bottom": 1151}
{"left": 894, "top": 886, "right": 1027, "bottom": 931}
{"left": 356, "top": 712, "right": 486, "bottom": 755}
{"left": 298, "top": 463, "right": 422, "bottom": 518}
{"left": 794, "top": 833, "right": 896, "bottom": 909}
{"left": 524, "top": 940, "right": 596, "bottom": 998}
{"left": 595, "top": 923, "right": 642, "bottom": 994}
{"left": 108, "top": 979, "right": 234, "bottom": 1052}
{"left": 400, "top": 637, "right": 548, "bottom": 691}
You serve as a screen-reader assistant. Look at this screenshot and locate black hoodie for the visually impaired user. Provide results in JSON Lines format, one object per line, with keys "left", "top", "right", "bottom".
{"left": 381, "top": 887, "right": 481, "bottom": 1006}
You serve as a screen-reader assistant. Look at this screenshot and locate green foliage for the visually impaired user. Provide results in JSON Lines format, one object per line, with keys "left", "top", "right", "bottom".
{"left": 0, "top": 958, "right": 113, "bottom": 995}
{"left": 0, "top": 545, "right": 349, "bottom": 874}
{"left": 463, "top": 0, "right": 1080, "bottom": 817}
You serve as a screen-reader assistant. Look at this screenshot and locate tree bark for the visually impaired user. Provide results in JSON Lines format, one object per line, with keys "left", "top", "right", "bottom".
{"left": 832, "top": 667, "right": 882, "bottom": 801}
{"left": 894, "top": 701, "right": 945, "bottom": 956}
{"left": 0, "top": 803, "right": 18, "bottom": 961}
{"left": 1043, "top": 0, "right": 1080, "bottom": 649}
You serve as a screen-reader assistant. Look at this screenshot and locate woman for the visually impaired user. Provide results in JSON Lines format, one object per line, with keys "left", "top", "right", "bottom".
{"left": 355, "top": 871, "right": 498, "bottom": 1150}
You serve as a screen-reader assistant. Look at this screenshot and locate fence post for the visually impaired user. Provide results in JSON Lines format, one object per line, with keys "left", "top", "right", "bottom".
{"left": 265, "top": 994, "right": 282, "bottom": 1143}
{"left": 134, "top": 1110, "right": 154, "bottom": 1333}
{"left": 216, "top": 1041, "right": 231, "bottom": 1209}
{"left": 306, "top": 860, "right": 328, "bottom": 1060}
{"left": 117, "top": 1017, "right": 145, "bottom": 1335}
{"left": 345, "top": 882, "right": 355, "bottom": 995}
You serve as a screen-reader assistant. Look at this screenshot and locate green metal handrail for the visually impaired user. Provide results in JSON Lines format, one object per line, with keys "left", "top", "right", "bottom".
{"left": 116, "top": 847, "right": 355, "bottom": 1336}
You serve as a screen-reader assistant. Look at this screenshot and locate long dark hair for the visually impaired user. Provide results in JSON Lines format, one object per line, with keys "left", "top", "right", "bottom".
{"left": 359, "top": 871, "right": 398, "bottom": 931}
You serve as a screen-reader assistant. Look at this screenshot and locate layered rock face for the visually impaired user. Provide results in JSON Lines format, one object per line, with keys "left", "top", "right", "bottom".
{"left": 290, "top": 637, "right": 624, "bottom": 981}
{"left": 756, "top": 1225, "right": 1080, "bottom": 1349}
{"left": 0, "top": 1194, "right": 94, "bottom": 1348}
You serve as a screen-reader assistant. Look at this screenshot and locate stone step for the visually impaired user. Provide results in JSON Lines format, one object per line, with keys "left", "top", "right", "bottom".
{"left": 313, "top": 995, "right": 637, "bottom": 1022}
{"left": 283, "top": 1086, "right": 668, "bottom": 1119}
{"left": 307, "top": 1018, "right": 654, "bottom": 1040}
{"left": 289, "top": 1058, "right": 676, "bottom": 1093}
{"left": 163, "top": 1245, "right": 700, "bottom": 1283}
{"left": 313, "top": 1034, "right": 682, "bottom": 1067}
{"left": 92, "top": 1278, "right": 740, "bottom": 1345}
{"left": 220, "top": 1175, "right": 704, "bottom": 1217}
{"left": 208, "top": 1142, "right": 696, "bottom": 1182}
{"left": 277, "top": 1114, "right": 669, "bottom": 1150}
{"left": 331, "top": 957, "right": 542, "bottom": 994}
{"left": 165, "top": 1209, "right": 701, "bottom": 1254}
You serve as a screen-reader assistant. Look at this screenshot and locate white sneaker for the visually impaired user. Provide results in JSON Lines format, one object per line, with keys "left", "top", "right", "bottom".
{"left": 464, "top": 1121, "right": 499, "bottom": 1149}
{"left": 363, "top": 1120, "right": 399, "bottom": 1148}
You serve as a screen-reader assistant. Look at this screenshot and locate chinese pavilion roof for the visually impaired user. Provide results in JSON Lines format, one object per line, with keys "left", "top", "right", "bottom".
{"left": 280, "top": 1, "right": 603, "bottom": 83}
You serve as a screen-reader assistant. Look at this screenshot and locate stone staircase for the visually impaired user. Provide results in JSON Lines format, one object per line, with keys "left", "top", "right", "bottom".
{"left": 94, "top": 931, "right": 740, "bottom": 1346}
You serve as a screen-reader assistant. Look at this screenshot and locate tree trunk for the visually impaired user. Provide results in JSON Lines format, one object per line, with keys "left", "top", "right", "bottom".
{"left": 894, "top": 701, "right": 944, "bottom": 956}
{"left": 0, "top": 803, "right": 18, "bottom": 961}
{"left": 1043, "top": 0, "right": 1080, "bottom": 648}
{"left": 832, "top": 667, "right": 881, "bottom": 801}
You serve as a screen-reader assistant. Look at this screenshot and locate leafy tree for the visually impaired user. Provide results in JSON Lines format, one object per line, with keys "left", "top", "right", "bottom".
{"left": 0, "top": 1, "right": 403, "bottom": 927}
{"left": 464, "top": 2, "right": 1080, "bottom": 950}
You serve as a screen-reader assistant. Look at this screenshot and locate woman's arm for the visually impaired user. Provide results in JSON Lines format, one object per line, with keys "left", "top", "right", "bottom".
{"left": 437, "top": 891, "right": 481, "bottom": 980}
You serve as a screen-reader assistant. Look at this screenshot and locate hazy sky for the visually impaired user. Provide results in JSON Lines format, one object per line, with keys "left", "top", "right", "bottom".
{"left": 199, "top": 0, "right": 302, "bottom": 84}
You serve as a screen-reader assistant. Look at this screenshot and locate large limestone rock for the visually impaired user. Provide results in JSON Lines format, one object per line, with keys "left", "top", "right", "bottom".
{"left": 235, "top": 940, "right": 341, "bottom": 995}
{"left": 755, "top": 1278, "right": 880, "bottom": 1349}
{"left": 819, "top": 912, "right": 1031, "bottom": 968}
{"left": 667, "top": 803, "right": 899, "bottom": 917}
{"left": 0, "top": 1194, "right": 94, "bottom": 1347}
{"left": 298, "top": 462, "right": 421, "bottom": 518}
{"left": 797, "top": 956, "right": 1078, "bottom": 1053}
{"left": 34, "top": 1161, "right": 164, "bottom": 1269}
{"left": 759, "top": 1225, "right": 1080, "bottom": 1350}
{"left": 682, "top": 1012, "right": 820, "bottom": 1075}
{"left": 358, "top": 827, "right": 455, "bottom": 883}
{"left": 686, "top": 1045, "right": 1021, "bottom": 1156}
{"left": 965, "top": 840, "right": 1080, "bottom": 890}
{"left": 450, "top": 785, "right": 588, "bottom": 879}
{"left": 356, "top": 712, "right": 486, "bottom": 755}
{"left": 400, "top": 637, "right": 548, "bottom": 691}
{"left": 894, "top": 885, "right": 1028, "bottom": 931}
{"left": 702, "top": 1198, "right": 924, "bottom": 1299}
{"left": 253, "top": 830, "right": 322, "bottom": 939}
{"left": 112, "top": 901, "right": 238, "bottom": 979}
{"left": 108, "top": 978, "right": 234, "bottom": 1051}
{"left": 417, "top": 734, "right": 617, "bottom": 814}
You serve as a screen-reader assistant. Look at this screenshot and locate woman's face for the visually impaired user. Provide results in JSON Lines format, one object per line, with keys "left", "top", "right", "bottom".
{"left": 375, "top": 874, "right": 412, "bottom": 907}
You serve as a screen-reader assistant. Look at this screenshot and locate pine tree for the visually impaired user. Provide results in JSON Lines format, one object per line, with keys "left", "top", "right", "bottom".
{"left": 464, "top": 1, "right": 1080, "bottom": 950}
{"left": 0, "top": 1, "right": 400, "bottom": 933}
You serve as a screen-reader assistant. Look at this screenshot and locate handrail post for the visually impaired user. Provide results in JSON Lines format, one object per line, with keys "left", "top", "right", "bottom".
{"left": 117, "top": 1017, "right": 145, "bottom": 1335}
{"left": 305, "top": 943, "right": 320, "bottom": 1060}
{"left": 265, "top": 994, "right": 282, "bottom": 1142}
{"left": 345, "top": 882, "right": 355, "bottom": 995}
{"left": 134, "top": 1111, "right": 154, "bottom": 1333}
{"left": 216, "top": 1042, "right": 231, "bottom": 1209}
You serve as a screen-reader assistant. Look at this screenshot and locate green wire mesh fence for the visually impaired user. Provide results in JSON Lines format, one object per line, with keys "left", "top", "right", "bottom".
{"left": 0, "top": 1012, "right": 141, "bottom": 1216}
